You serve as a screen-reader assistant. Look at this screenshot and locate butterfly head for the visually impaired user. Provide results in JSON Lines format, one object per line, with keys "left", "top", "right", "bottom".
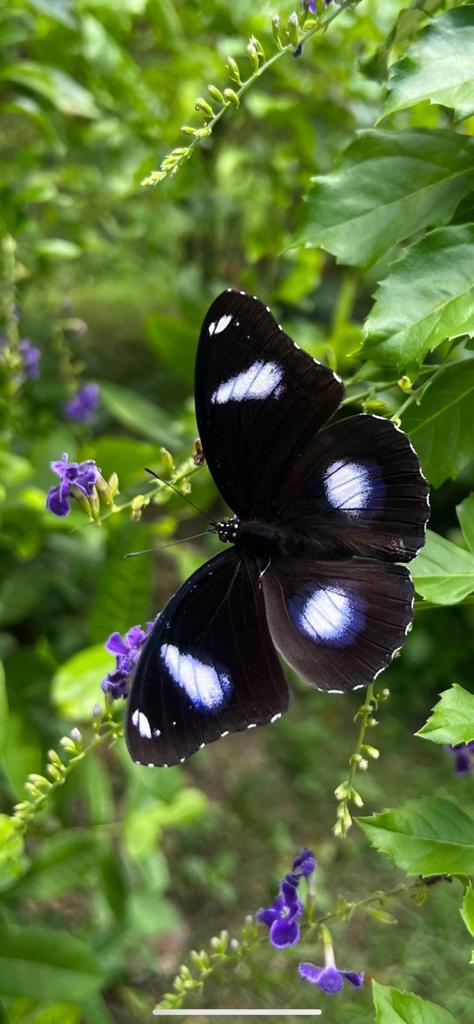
{"left": 212, "top": 516, "right": 240, "bottom": 544}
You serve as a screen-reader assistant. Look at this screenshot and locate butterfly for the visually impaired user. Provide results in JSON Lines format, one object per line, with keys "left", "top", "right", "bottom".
{"left": 126, "top": 289, "right": 430, "bottom": 767}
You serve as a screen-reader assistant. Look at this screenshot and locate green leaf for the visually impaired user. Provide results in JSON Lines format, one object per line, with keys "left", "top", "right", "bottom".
{"left": 416, "top": 684, "right": 474, "bottom": 745}
{"left": 7, "top": 831, "right": 102, "bottom": 901}
{"left": 36, "top": 238, "right": 81, "bottom": 260}
{"left": 411, "top": 529, "right": 474, "bottom": 605}
{"left": 0, "top": 63, "right": 99, "bottom": 118}
{"left": 372, "top": 980, "right": 457, "bottom": 1024}
{"left": 402, "top": 361, "right": 474, "bottom": 486}
{"left": 457, "top": 493, "right": 474, "bottom": 552}
{"left": 384, "top": 7, "right": 474, "bottom": 122}
{"left": 51, "top": 644, "right": 113, "bottom": 721}
{"left": 88, "top": 521, "right": 152, "bottom": 644}
{"left": 292, "top": 130, "right": 474, "bottom": 268}
{"left": 362, "top": 226, "right": 474, "bottom": 370}
{"left": 80, "top": 436, "right": 157, "bottom": 489}
{"left": 145, "top": 312, "right": 195, "bottom": 388}
{"left": 0, "top": 922, "right": 103, "bottom": 1001}
{"left": 0, "top": 711, "right": 41, "bottom": 799}
{"left": 357, "top": 796, "right": 474, "bottom": 875}
{"left": 460, "top": 882, "right": 474, "bottom": 940}
{"left": 28, "top": 0, "right": 77, "bottom": 29}
{"left": 0, "top": 815, "right": 25, "bottom": 889}
{"left": 98, "top": 381, "right": 182, "bottom": 448}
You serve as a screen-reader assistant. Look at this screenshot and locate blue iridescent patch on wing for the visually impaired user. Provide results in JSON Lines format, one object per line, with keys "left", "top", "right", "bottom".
{"left": 288, "top": 587, "right": 366, "bottom": 647}
{"left": 160, "top": 643, "right": 232, "bottom": 711}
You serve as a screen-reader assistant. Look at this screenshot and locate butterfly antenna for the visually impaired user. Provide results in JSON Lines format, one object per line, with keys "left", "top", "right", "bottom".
{"left": 144, "top": 467, "right": 208, "bottom": 519}
{"left": 125, "top": 530, "right": 213, "bottom": 558}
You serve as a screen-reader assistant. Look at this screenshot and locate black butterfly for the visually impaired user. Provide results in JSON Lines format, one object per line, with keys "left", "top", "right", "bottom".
{"left": 126, "top": 289, "right": 430, "bottom": 767}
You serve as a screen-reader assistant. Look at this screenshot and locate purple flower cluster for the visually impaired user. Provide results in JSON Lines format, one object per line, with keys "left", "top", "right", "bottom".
{"left": 445, "top": 742, "right": 474, "bottom": 774}
{"left": 19, "top": 339, "right": 41, "bottom": 379}
{"left": 45, "top": 454, "right": 98, "bottom": 518}
{"left": 65, "top": 382, "right": 100, "bottom": 422}
{"left": 256, "top": 849, "right": 364, "bottom": 997}
{"left": 102, "top": 621, "right": 155, "bottom": 700}
{"left": 256, "top": 848, "right": 315, "bottom": 948}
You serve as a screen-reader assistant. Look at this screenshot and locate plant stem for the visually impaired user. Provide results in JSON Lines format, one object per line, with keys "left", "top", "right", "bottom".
{"left": 143, "top": 0, "right": 363, "bottom": 187}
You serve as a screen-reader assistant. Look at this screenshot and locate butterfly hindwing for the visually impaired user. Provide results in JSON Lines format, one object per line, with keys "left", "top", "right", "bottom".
{"left": 276, "top": 414, "right": 429, "bottom": 562}
{"left": 126, "top": 549, "right": 289, "bottom": 766}
{"left": 195, "top": 289, "right": 344, "bottom": 518}
{"left": 261, "top": 555, "right": 414, "bottom": 693}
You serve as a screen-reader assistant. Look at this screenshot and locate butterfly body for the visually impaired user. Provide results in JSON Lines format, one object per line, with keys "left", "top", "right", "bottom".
{"left": 216, "top": 517, "right": 342, "bottom": 560}
{"left": 126, "top": 289, "right": 430, "bottom": 767}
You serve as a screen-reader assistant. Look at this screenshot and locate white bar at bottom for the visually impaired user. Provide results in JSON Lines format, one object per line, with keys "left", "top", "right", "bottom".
{"left": 153, "top": 1011, "right": 322, "bottom": 1016}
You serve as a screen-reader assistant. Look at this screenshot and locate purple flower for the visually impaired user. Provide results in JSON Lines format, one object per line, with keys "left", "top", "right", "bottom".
{"left": 290, "top": 848, "right": 317, "bottom": 879}
{"left": 256, "top": 878, "right": 303, "bottom": 948}
{"left": 256, "top": 847, "right": 316, "bottom": 948}
{"left": 299, "top": 962, "right": 364, "bottom": 995}
{"left": 102, "top": 621, "right": 155, "bottom": 700}
{"left": 445, "top": 742, "right": 474, "bottom": 774}
{"left": 46, "top": 453, "right": 98, "bottom": 518}
{"left": 65, "top": 383, "right": 100, "bottom": 422}
{"left": 19, "top": 339, "right": 41, "bottom": 379}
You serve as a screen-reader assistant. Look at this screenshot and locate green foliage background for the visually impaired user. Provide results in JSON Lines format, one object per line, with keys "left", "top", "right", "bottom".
{"left": 0, "top": 0, "right": 474, "bottom": 1021}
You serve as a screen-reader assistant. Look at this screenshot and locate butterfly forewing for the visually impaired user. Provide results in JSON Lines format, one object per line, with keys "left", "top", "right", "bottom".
{"left": 195, "top": 289, "right": 344, "bottom": 518}
{"left": 126, "top": 549, "right": 289, "bottom": 766}
{"left": 276, "top": 414, "right": 430, "bottom": 562}
{"left": 261, "top": 556, "right": 414, "bottom": 693}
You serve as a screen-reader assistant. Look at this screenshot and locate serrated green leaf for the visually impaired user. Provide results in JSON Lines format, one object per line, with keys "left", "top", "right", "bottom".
{"left": 416, "top": 684, "right": 474, "bottom": 745}
{"left": 51, "top": 644, "right": 113, "bottom": 720}
{"left": 363, "top": 226, "right": 474, "bottom": 370}
{"left": 384, "top": 7, "right": 474, "bottom": 122}
{"left": 292, "top": 130, "right": 474, "bottom": 268}
{"left": 0, "top": 63, "right": 99, "bottom": 118}
{"left": 372, "top": 980, "right": 457, "bottom": 1024}
{"left": 460, "top": 883, "right": 474, "bottom": 940}
{"left": 402, "top": 361, "right": 474, "bottom": 486}
{"left": 411, "top": 529, "right": 474, "bottom": 605}
{"left": 357, "top": 796, "right": 474, "bottom": 875}
{"left": 0, "top": 922, "right": 103, "bottom": 1001}
{"left": 457, "top": 493, "right": 474, "bottom": 552}
{"left": 98, "top": 381, "right": 182, "bottom": 448}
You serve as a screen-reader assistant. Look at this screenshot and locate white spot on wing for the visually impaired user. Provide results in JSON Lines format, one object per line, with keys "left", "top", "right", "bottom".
{"left": 132, "top": 708, "right": 152, "bottom": 739}
{"left": 208, "top": 314, "right": 233, "bottom": 336}
{"left": 301, "top": 589, "right": 352, "bottom": 641}
{"left": 289, "top": 586, "right": 365, "bottom": 647}
{"left": 324, "top": 460, "right": 377, "bottom": 516}
{"left": 211, "top": 360, "right": 284, "bottom": 404}
{"left": 161, "top": 644, "right": 232, "bottom": 711}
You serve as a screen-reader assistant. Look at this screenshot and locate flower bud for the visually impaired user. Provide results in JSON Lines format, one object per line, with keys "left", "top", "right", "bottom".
{"left": 226, "top": 57, "right": 242, "bottom": 84}
{"left": 287, "top": 11, "right": 300, "bottom": 46}
{"left": 223, "top": 88, "right": 240, "bottom": 108}
{"left": 195, "top": 97, "right": 214, "bottom": 116}
{"left": 208, "top": 84, "right": 225, "bottom": 104}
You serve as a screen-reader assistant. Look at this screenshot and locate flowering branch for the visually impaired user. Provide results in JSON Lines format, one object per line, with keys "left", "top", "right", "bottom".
{"left": 333, "top": 683, "right": 389, "bottom": 836}
{"left": 11, "top": 704, "right": 122, "bottom": 837}
{"left": 154, "top": 875, "right": 437, "bottom": 1011}
{"left": 142, "top": 1, "right": 363, "bottom": 188}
